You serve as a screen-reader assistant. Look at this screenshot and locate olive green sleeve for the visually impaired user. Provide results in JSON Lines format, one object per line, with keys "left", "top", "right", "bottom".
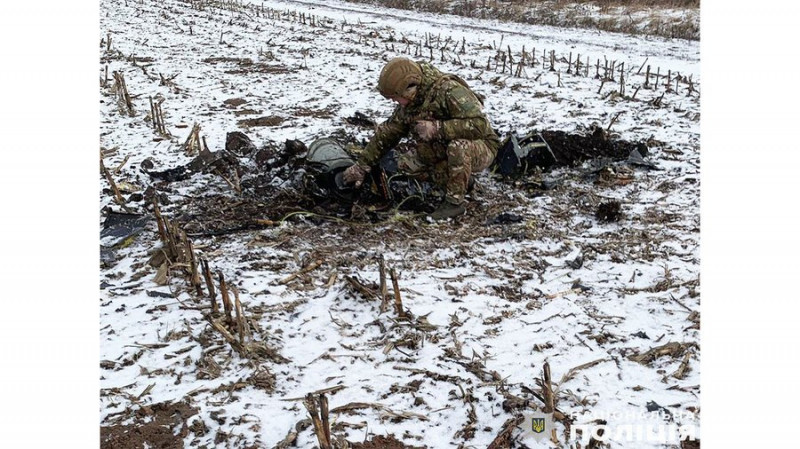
{"left": 359, "top": 108, "right": 409, "bottom": 166}
{"left": 439, "top": 84, "right": 495, "bottom": 141}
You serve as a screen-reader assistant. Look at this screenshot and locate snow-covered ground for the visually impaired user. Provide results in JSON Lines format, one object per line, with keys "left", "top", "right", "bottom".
{"left": 99, "top": 0, "right": 700, "bottom": 447}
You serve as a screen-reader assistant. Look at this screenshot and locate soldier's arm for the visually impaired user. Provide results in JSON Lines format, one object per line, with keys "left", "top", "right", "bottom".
{"left": 439, "top": 83, "right": 494, "bottom": 141}
{"left": 358, "top": 108, "right": 409, "bottom": 166}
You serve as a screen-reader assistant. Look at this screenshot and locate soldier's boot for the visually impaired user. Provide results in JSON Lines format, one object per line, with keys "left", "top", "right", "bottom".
{"left": 430, "top": 199, "right": 466, "bottom": 220}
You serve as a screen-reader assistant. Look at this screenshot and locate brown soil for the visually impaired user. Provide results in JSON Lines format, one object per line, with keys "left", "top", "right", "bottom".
{"left": 100, "top": 400, "right": 198, "bottom": 449}
{"left": 682, "top": 439, "right": 701, "bottom": 449}
{"left": 223, "top": 97, "right": 248, "bottom": 108}
{"left": 349, "top": 435, "right": 425, "bottom": 449}
{"left": 237, "top": 115, "right": 286, "bottom": 127}
{"left": 224, "top": 63, "right": 292, "bottom": 75}
{"left": 202, "top": 56, "right": 253, "bottom": 64}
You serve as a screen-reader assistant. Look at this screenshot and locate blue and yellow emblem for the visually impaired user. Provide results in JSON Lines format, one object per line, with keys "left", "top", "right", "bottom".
{"left": 531, "top": 417, "right": 546, "bottom": 434}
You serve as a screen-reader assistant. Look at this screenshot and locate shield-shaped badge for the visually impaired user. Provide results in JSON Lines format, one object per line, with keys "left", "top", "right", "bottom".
{"left": 531, "top": 417, "right": 546, "bottom": 434}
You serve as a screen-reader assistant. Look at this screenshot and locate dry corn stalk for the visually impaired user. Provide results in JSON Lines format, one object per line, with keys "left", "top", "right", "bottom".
{"left": 303, "top": 393, "right": 332, "bottom": 449}
{"left": 378, "top": 255, "right": 388, "bottom": 313}
{"left": 233, "top": 287, "right": 247, "bottom": 346}
{"left": 149, "top": 96, "right": 170, "bottom": 136}
{"left": 112, "top": 71, "right": 134, "bottom": 116}
{"left": 390, "top": 268, "right": 406, "bottom": 319}
{"left": 218, "top": 270, "right": 233, "bottom": 324}
{"left": 181, "top": 123, "right": 202, "bottom": 156}
{"left": 201, "top": 258, "right": 218, "bottom": 313}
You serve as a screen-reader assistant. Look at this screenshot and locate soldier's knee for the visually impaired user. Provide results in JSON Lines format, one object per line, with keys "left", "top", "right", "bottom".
{"left": 446, "top": 140, "right": 471, "bottom": 161}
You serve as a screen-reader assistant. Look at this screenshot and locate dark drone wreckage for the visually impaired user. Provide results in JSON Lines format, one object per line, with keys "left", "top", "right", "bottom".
{"left": 157, "top": 124, "right": 648, "bottom": 203}
{"left": 101, "top": 122, "right": 655, "bottom": 249}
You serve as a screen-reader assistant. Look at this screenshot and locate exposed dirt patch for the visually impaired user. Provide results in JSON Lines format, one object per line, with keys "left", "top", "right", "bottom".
{"left": 100, "top": 400, "right": 198, "bottom": 449}
{"left": 223, "top": 97, "right": 248, "bottom": 108}
{"left": 233, "top": 108, "right": 261, "bottom": 116}
{"left": 291, "top": 106, "right": 338, "bottom": 118}
{"left": 202, "top": 56, "right": 253, "bottom": 64}
{"left": 202, "top": 56, "right": 291, "bottom": 74}
{"left": 681, "top": 439, "right": 701, "bottom": 449}
{"left": 237, "top": 115, "right": 286, "bottom": 127}
{"left": 225, "top": 63, "right": 292, "bottom": 75}
{"left": 349, "top": 434, "right": 425, "bottom": 449}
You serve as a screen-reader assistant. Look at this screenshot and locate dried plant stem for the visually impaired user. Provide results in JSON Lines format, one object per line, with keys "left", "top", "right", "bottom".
{"left": 152, "top": 197, "right": 167, "bottom": 242}
{"left": 201, "top": 258, "right": 218, "bottom": 313}
{"left": 112, "top": 154, "right": 130, "bottom": 175}
{"left": 279, "top": 259, "right": 322, "bottom": 285}
{"left": 100, "top": 156, "right": 132, "bottom": 212}
{"left": 541, "top": 362, "right": 555, "bottom": 413}
{"left": 186, "top": 238, "right": 203, "bottom": 296}
{"left": 303, "top": 394, "right": 332, "bottom": 449}
{"left": 206, "top": 315, "right": 246, "bottom": 355}
{"left": 112, "top": 71, "right": 134, "bottom": 116}
{"left": 378, "top": 255, "right": 388, "bottom": 313}
{"left": 218, "top": 271, "right": 233, "bottom": 324}
{"left": 607, "top": 111, "right": 623, "bottom": 132}
{"left": 233, "top": 287, "right": 246, "bottom": 345}
{"left": 390, "top": 268, "right": 406, "bottom": 319}
{"left": 181, "top": 123, "right": 202, "bottom": 156}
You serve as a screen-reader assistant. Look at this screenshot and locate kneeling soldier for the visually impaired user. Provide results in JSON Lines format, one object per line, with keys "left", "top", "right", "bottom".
{"left": 343, "top": 57, "right": 500, "bottom": 220}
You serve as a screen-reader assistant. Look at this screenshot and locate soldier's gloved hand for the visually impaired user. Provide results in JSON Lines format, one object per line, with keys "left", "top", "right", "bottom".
{"left": 342, "top": 163, "right": 370, "bottom": 188}
{"left": 415, "top": 120, "right": 441, "bottom": 141}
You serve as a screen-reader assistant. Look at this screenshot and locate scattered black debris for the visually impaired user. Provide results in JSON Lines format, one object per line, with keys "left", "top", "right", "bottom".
{"left": 101, "top": 212, "right": 149, "bottom": 248}
{"left": 225, "top": 131, "right": 257, "bottom": 156}
{"left": 144, "top": 125, "right": 651, "bottom": 233}
{"left": 493, "top": 132, "right": 556, "bottom": 176}
{"left": 489, "top": 212, "right": 524, "bottom": 225}
{"left": 581, "top": 157, "right": 616, "bottom": 179}
{"left": 140, "top": 158, "right": 155, "bottom": 171}
{"left": 493, "top": 126, "right": 649, "bottom": 176}
{"left": 566, "top": 253, "right": 584, "bottom": 269}
{"left": 285, "top": 139, "right": 308, "bottom": 157}
{"left": 145, "top": 148, "right": 239, "bottom": 182}
{"left": 627, "top": 148, "right": 660, "bottom": 170}
{"left": 345, "top": 111, "right": 376, "bottom": 128}
{"left": 101, "top": 247, "right": 118, "bottom": 267}
{"left": 645, "top": 400, "right": 673, "bottom": 419}
{"left": 571, "top": 280, "right": 592, "bottom": 292}
{"left": 146, "top": 290, "right": 174, "bottom": 298}
{"left": 596, "top": 200, "right": 622, "bottom": 222}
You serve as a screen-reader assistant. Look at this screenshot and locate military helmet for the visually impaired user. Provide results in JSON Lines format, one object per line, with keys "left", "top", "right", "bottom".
{"left": 377, "top": 57, "right": 422, "bottom": 99}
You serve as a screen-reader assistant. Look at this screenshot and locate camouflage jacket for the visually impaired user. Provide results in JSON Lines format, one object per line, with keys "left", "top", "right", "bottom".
{"left": 357, "top": 61, "right": 500, "bottom": 167}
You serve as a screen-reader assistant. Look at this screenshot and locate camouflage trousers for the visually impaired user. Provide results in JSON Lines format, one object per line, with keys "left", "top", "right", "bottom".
{"left": 397, "top": 139, "right": 496, "bottom": 204}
